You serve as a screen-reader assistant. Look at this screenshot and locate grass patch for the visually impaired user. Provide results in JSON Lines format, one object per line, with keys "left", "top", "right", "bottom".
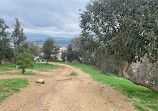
{"left": 0, "top": 78, "right": 29, "bottom": 103}
{"left": 70, "top": 72, "right": 78, "bottom": 76}
{"left": 57, "top": 62, "right": 158, "bottom": 111}
{"left": 133, "top": 103, "right": 149, "bottom": 111}
{"left": 13, "top": 71, "right": 35, "bottom": 75}
{"left": 0, "top": 63, "right": 16, "bottom": 68}
{"left": 0, "top": 67, "right": 9, "bottom": 72}
{"left": 32, "top": 63, "right": 59, "bottom": 72}
{"left": 0, "top": 63, "right": 16, "bottom": 72}
{"left": 0, "top": 62, "right": 59, "bottom": 72}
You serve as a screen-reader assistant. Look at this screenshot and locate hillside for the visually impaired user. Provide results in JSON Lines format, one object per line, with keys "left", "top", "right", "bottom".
{"left": 26, "top": 33, "right": 73, "bottom": 46}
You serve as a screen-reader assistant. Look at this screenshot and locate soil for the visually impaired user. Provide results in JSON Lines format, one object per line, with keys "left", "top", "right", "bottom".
{"left": 0, "top": 63, "right": 137, "bottom": 111}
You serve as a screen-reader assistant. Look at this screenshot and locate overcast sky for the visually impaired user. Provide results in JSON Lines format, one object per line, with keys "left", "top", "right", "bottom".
{"left": 0, "top": 0, "right": 90, "bottom": 38}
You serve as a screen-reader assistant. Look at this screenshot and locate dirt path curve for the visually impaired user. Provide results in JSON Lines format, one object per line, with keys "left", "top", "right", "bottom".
{"left": 0, "top": 63, "right": 136, "bottom": 111}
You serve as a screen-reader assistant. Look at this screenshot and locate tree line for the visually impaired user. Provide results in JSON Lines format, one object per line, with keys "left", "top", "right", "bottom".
{"left": 62, "top": 0, "right": 158, "bottom": 92}
{"left": 0, "top": 18, "right": 59, "bottom": 73}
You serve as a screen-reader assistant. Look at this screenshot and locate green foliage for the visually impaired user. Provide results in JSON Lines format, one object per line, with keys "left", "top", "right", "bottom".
{"left": 65, "top": 44, "right": 81, "bottom": 62}
{"left": 42, "top": 38, "right": 59, "bottom": 63}
{"left": 0, "top": 18, "right": 14, "bottom": 63}
{"left": 0, "top": 38, "right": 14, "bottom": 63}
{"left": 12, "top": 18, "right": 26, "bottom": 46}
{"left": 79, "top": 0, "right": 158, "bottom": 92}
{"left": 16, "top": 49, "right": 35, "bottom": 73}
{"left": 61, "top": 51, "right": 66, "bottom": 62}
{"left": 80, "top": 0, "right": 158, "bottom": 63}
{"left": 0, "top": 18, "right": 8, "bottom": 37}
{"left": 12, "top": 18, "right": 26, "bottom": 56}
{"left": 66, "top": 44, "right": 74, "bottom": 62}
{"left": 59, "top": 62, "right": 158, "bottom": 111}
{"left": 25, "top": 41, "right": 40, "bottom": 56}
{"left": 0, "top": 78, "right": 28, "bottom": 103}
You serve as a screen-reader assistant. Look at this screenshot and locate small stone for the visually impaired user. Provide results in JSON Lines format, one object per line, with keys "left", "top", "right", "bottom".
{"left": 37, "top": 79, "right": 45, "bottom": 84}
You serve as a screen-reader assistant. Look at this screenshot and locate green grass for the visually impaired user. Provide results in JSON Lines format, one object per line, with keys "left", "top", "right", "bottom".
{"left": 0, "top": 62, "right": 59, "bottom": 72}
{"left": 0, "top": 63, "right": 16, "bottom": 72}
{"left": 57, "top": 62, "right": 158, "bottom": 111}
{"left": 0, "top": 67, "right": 9, "bottom": 72}
{"left": 32, "top": 63, "right": 59, "bottom": 72}
{"left": 0, "top": 78, "right": 29, "bottom": 103}
{"left": 13, "top": 71, "right": 35, "bottom": 75}
{"left": 0, "top": 63, "right": 16, "bottom": 68}
{"left": 70, "top": 72, "right": 78, "bottom": 76}
{"left": 133, "top": 103, "right": 149, "bottom": 111}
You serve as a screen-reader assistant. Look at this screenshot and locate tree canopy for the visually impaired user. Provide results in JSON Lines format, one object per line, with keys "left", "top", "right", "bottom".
{"left": 80, "top": 0, "right": 158, "bottom": 91}
{"left": 42, "top": 38, "right": 59, "bottom": 64}
{"left": 12, "top": 18, "right": 26, "bottom": 56}
{"left": 0, "top": 18, "right": 14, "bottom": 64}
{"left": 16, "top": 49, "right": 35, "bottom": 74}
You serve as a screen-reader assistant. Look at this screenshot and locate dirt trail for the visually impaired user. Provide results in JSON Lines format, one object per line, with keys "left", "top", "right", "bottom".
{"left": 0, "top": 63, "right": 136, "bottom": 111}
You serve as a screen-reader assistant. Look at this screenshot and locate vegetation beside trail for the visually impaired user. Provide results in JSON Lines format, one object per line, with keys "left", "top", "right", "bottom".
{"left": 0, "top": 63, "right": 16, "bottom": 68}
{"left": 0, "top": 63, "right": 59, "bottom": 74}
{"left": 0, "top": 67, "right": 13, "bottom": 72}
{"left": 0, "top": 78, "right": 29, "bottom": 103}
{"left": 0, "top": 62, "right": 58, "bottom": 104}
{"left": 32, "top": 63, "right": 59, "bottom": 72}
{"left": 58, "top": 62, "right": 158, "bottom": 111}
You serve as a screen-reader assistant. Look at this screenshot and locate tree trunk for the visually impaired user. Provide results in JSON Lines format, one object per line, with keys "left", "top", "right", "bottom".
{"left": 46, "top": 60, "right": 48, "bottom": 65}
{"left": 13, "top": 43, "right": 17, "bottom": 57}
{"left": 0, "top": 59, "right": 2, "bottom": 64}
{"left": 123, "top": 62, "right": 158, "bottom": 92}
{"left": 22, "top": 69, "right": 25, "bottom": 74}
{"left": 117, "top": 67, "right": 122, "bottom": 78}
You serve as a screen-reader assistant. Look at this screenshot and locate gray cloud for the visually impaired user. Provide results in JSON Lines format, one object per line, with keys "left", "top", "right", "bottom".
{"left": 0, "top": 0, "right": 90, "bottom": 37}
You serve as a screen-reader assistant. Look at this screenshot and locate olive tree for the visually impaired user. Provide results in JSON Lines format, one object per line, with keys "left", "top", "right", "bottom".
{"left": 80, "top": 0, "right": 158, "bottom": 91}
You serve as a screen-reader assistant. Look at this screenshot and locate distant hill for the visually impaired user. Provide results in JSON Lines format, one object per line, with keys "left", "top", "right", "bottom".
{"left": 26, "top": 33, "right": 73, "bottom": 47}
